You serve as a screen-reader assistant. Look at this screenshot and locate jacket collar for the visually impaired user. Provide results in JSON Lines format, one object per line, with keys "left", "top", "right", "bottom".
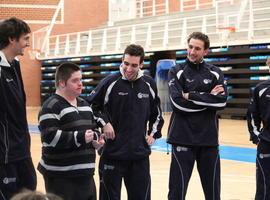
{"left": 0, "top": 51, "right": 11, "bottom": 67}
{"left": 119, "top": 64, "right": 144, "bottom": 81}
{"left": 186, "top": 58, "right": 205, "bottom": 69}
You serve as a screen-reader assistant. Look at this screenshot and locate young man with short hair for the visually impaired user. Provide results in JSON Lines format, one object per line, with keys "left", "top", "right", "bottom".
{"left": 167, "top": 32, "right": 227, "bottom": 200}
{"left": 88, "top": 44, "right": 164, "bottom": 200}
{"left": 38, "top": 62, "right": 104, "bottom": 200}
{"left": 0, "top": 17, "right": 37, "bottom": 200}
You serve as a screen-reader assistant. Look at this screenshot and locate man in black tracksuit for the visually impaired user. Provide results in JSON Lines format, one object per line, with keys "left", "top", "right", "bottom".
{"left": 0, "top": 18, "right": 37, "bottom": 200}
{"left": 167, "top": 32, "right": 227, "bottom": 200}
{"left": 247, "top": 58, "right": 270, "bottom": 200}
{"left": 88, "top": 44, "right": 164, "bottom": 200}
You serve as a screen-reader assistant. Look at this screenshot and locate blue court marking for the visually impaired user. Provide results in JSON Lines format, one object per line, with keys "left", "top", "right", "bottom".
{"left": 28, "top": 124, "right": 40, "bottom": 134}
{"left": 152, "top": 138, "right": 256, "bottom": 163}
{"left": 29, "top": 124, "right": 256, "bottom": 163}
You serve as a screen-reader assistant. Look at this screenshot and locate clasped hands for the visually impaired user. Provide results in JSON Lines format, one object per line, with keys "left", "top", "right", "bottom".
{"left": 85, "top": 129, "right": 105, "bottom": 150}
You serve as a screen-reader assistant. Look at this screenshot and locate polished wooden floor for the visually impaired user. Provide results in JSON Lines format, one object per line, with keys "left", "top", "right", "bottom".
{"left": 27, "top": 108, "right": 256, "bottom": 200}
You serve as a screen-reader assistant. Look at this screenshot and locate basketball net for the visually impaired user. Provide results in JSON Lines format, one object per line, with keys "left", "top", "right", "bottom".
{"left": 217, "top": 26, "right": 236, "bottom": 47}
{"left": 28, "top": 49, "right": 40, "bottom": 60}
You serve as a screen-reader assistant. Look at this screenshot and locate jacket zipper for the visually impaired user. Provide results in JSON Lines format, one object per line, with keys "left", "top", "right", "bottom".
{"left": 4, "top": 113, "right": 9, "bottom": 163}
{"left": 168, "top": 114, "right": 176, "bottom": 137}
{"left": 0, "top": 114, "right": 9, "bottom": 163}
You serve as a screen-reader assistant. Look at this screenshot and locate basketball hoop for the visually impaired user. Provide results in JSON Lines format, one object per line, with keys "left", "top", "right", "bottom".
{"left": 217, "top": 26, "right": 236, "bottom": 33}
{"left": 28, "top": 49, "right": 40, "bottom": 60}
{"left": 217, "top": 26, "right": 236, "bottom": 47}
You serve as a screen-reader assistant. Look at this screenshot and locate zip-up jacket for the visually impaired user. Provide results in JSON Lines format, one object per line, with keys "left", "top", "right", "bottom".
{"left": 247, "top": 80, "right": 270, "bottom": 144}
{"left": 38, "top": 94, "right": 102, "bottom": 177}
{"left": 88, "top": 67, "right": 164, "bottom": 160}
{"left": 0, "top": 51, "right": 31, "bottom": 163}
{"left": 167, "top": 59, "right": 227, "bottom": 146}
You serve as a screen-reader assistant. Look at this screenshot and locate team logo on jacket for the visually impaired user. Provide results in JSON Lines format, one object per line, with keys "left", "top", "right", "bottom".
{"left": 118, "top": 92, "right": 128, "bottom": 96}
{"left": 168, "top": 78, "right": 175, "bottom": 86}
{"left": 138, "top": 93, "right": 149, "bottom": 99}
{"left": 3, "top": 177, "right": 16, "bottom": 184}
{"left": 203, "top": 79, "right": 212, "bottom": 84}
{"left": 104, "top": 164, "right": 115, "bottom": 170}
{"left": 6, "top": 78, "right": 14, "bottom": 83}
{"left": 186, "top": 78, "right": 194, "bottom": 83}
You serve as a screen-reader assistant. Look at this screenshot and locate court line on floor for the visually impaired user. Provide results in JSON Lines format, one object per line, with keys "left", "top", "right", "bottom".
{"left": 29, "top": 125, "right": 256, "bottom": 163}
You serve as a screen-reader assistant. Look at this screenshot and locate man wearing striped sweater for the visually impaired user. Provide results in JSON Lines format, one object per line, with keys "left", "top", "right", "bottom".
{"left": 38, "top": 62, "right": 104, "bottom": 200}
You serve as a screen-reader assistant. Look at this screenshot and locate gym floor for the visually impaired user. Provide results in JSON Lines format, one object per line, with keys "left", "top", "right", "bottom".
{"left": 27, "top": 108, "right": 256, "bottom": 200}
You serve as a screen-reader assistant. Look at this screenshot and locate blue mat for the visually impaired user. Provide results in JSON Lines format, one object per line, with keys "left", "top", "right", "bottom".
{"left": 152, "top": 138, "right": 256, "bottom": 163}
{"left": 29, "top": 125, "right": 256, "bottom": 163}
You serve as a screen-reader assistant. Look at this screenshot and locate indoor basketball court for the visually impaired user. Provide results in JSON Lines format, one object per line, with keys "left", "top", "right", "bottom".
{"left": 1, "top": 0, "right": 270, "bottom": 199}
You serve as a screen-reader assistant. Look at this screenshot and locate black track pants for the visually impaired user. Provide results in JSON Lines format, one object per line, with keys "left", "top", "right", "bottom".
{"left": 255, "top": 140, "right": 270, "bottom": 200}
{"left": 0, "top": 158, "right": 37, "bottom": 200}
{"left": 168, "top": 145, "right": 220, "bottom": 200}
{"left": 44, "top": 175, "right": 96, "bottom": 200}
{"left": 100, "top": 157, "right": 151, "bottom": 200}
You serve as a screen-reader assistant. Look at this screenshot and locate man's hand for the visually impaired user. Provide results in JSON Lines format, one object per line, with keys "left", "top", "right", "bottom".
{"left": 92, "top": 134, "right": 105, "bottom": 150}
{"left": 102, "top": 122, "right": 115, "bottom": 140}
{"left": 145, "top": 135, "right": 155, "bottom": 146}
{"left": 211, "top": 85, "right": 225, "bottom": 95}
{"left": 85, "top": 129, "right": 94, "bottom": 143}
{"left": 182, "top": 92, "right": 189, "bottom": 100}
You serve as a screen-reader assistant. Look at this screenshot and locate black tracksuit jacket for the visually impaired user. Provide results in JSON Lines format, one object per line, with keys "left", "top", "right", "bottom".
{"left": 167, "top": 59, "right": 227, "bottom": 146}
{"left": 88, "top": 68, "right": 164, "bottom": 160}
{"left": 0, "top": 51, "right": 31, "bottom": 163}
{"left": 247, "top": 80, "right": 270, "bottom": 144}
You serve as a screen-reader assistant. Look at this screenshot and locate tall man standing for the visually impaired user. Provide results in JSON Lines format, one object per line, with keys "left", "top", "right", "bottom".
{"left": 88, "top": 44, "right": 164, "bottom": 200}
{"left": 247, "top": 57, "right": 270, "bottom": 200}
{"left": 167, "top": 32, "right": 227, "bottom": 200}
{"left": 0, "top": 17, "right": 37, "bottom": 199}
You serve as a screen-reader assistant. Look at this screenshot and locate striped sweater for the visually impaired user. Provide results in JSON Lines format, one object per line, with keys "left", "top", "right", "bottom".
{"left": 37, "top": 94, "right": 101, "bottom": 177}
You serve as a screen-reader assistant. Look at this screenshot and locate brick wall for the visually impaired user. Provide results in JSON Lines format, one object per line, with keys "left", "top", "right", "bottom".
{"left": 51, "top": 0, "right": 109, "bottom": 35}
{"left": 0, "top": 8, "right": 61, "bottom": 21}
{"left": 0, "top": 0, "right": 108, "bottom": 106}
{"left": 0, "top": 0, "right": 59, "bottom": 4}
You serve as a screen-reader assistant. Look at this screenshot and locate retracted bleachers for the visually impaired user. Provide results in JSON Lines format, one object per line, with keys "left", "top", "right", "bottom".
{"left": 41, "top": 53, "right": 152, "bottom": 103}
{"left": 39, "top": 0, "right": 270, "bottom": 119}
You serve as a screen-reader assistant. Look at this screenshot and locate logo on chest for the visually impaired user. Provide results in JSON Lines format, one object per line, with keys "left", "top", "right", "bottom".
{"left": 118, "top": 92, "right": 128, "bottom": 96}
{"left": 6, "top": 78, "right": 14, "bottom": 83}
{"left": 203, "top": 79, "right": 212, "bottom": 84}
{"left": 186, "top": 78, "right": 194, "bottom": 83}
{"left": 138, "top": 93, "right": 149, "bottom": 99}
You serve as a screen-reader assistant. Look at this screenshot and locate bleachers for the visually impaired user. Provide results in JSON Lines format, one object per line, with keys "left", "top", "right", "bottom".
{"left": 38, "top": 0, "right": 270, "bottom": 119}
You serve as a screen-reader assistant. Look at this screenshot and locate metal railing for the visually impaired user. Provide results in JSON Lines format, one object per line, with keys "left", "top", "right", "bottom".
{"left": 33, "top": 0, "right": 270, "bottom": 59}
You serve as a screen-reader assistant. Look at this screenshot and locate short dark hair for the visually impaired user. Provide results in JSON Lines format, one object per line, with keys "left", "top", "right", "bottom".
{"left": 187, "top": 32, "right": 210, "bottom": 50}
{"left": 0, "top": 17, "right": 31, "bottom": 50}
{"left": 55, "top": 62, "right": 81, "bottom": 88}
{"left": 123, "top": 44, "right": 145, "bottom": 64}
